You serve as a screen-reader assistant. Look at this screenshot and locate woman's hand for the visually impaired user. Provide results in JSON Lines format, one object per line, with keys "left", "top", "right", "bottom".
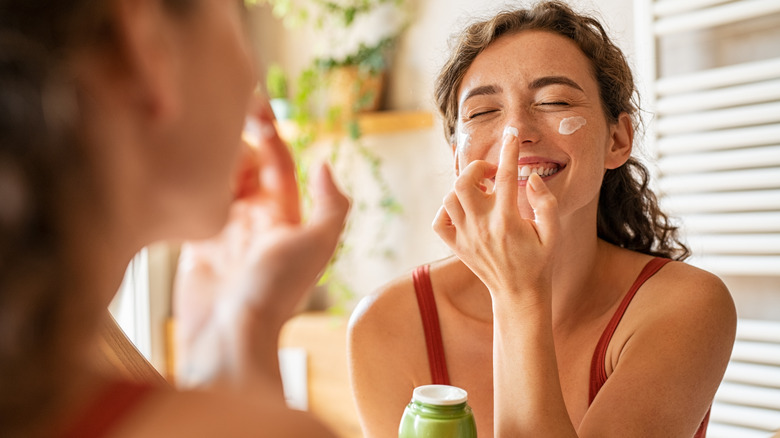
{"left": 432, "top": 129, "right": 560, "bottom": 301}
{"left": 172, "top": 99, "right": 350, "bottom": 391}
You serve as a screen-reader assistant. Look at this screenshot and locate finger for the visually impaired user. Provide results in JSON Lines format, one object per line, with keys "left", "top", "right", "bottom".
{"left": 526, "top": 173, "right": 560, "bottom": 245}
{"left": 307, "top": 162, "right": 350, "bottom": 247}
{"left": 432, "top": 204, "right": 457, "bottom": 247}
{"left": 232, "top": 140, "right": 261, "bottom": 200}
{"left": 250, "top": 96, "right": 301, "bottom": 223}
{"left": 442, "top": 191, "right": 465, "bottom": 226}
{"left": 496, "top": 127, "right": 519, "bottom": 210}
{"left": 454, "top": 160, "right": 497, "bottom": 210}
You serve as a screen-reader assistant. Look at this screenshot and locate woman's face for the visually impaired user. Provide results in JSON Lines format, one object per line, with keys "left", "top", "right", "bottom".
{"left": 455, "top": 30, "right": 629, "bottom": 220}
{"left": 149, "top": 0, "right": 256, "bottom": 239}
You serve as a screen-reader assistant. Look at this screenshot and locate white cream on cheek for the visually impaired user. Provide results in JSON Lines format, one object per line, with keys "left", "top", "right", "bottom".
{"left": 457, "top": 128, "right": 471, "bottom": 151}
{"left": 558, "top": 116, "right": 587, "bottom": 135}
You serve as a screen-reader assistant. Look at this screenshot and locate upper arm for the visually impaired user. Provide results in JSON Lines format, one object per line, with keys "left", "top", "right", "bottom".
{"left": 579, "top": 264, "right": 736, "bottom": 438}
{"left": 347, "top": 282, "right": 423, "bottom": 438}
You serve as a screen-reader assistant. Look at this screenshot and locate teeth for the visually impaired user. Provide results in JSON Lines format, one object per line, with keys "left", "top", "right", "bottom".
{"left": 517, "top": 165, "right": 559, "bottom": 180}
{"left": 519, "top": 166, "right": 531, "bottom": 177}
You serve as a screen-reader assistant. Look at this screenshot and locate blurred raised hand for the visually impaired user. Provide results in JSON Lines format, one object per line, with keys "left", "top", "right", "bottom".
{"left": 173, "top": 99, "right": 350, "bottom": 392}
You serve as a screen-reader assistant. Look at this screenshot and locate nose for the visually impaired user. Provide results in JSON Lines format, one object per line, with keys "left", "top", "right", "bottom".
{"left": 505, "top": 108, "right": 541, "bottom": 146}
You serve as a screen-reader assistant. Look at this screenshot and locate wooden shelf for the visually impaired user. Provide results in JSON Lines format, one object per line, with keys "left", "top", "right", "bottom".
{"left": 279, "top": 312, "right": 362, "bottom": 438}
{"left": 276, "top": 110, "right": 434, "bottom": 141}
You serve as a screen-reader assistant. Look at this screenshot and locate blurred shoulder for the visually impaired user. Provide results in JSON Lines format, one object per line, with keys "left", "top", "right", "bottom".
{"left": 118, "top": 389, "right": 336, "bottom": 438}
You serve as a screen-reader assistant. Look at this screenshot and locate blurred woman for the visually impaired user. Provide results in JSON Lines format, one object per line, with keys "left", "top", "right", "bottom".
{"left": 348, "top": 2, "right": 736, "bottom": 437}
{"left": 0, "top": 0, "right": 348, "bottom": 436}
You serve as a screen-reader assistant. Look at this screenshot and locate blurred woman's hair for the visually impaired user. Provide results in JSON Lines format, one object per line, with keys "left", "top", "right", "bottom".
{"left": 0, "top": 1, "right": 191, "bottom": 435}
{"left": 434, "top": 0, "right": 689, "bottom": 261}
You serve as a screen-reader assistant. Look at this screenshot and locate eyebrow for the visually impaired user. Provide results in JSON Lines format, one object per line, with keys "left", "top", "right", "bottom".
{"left": 528, "top": 76, "right": 584, "bottom": 92}
{"left": 460, "top": 84, "right": 502, "bottom": 106}
{"left": 459, "top": 76, "right": 584, "bottom": 107}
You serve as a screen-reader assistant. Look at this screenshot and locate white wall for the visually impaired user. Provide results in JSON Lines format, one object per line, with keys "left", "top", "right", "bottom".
{"left": 387, "top": 0, "right": 636, "bottom": 112}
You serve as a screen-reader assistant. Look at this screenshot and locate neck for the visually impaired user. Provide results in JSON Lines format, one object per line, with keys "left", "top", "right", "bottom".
{"left": 63, "top": 188, "right": 143, "bottom": 310}
{"left": 549, "top": 204, "right": 614, "bottom": 327}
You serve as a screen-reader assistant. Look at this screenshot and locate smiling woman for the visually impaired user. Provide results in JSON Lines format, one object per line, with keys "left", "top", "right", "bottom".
{"left": 347, "top": 2, "right": 736, "bottom": 438}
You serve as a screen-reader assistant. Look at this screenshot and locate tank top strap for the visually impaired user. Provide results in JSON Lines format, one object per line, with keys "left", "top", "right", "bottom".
{"left": 413, "top": 265, "right": 451, "bottom": 385}
{"left": 588, "top": 257, "right": 671, "bottom": 403}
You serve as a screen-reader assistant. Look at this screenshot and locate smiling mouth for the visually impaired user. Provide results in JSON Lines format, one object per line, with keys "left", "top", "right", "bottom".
{"left": 518, "top": 163, "right": 562, "bottom": 181}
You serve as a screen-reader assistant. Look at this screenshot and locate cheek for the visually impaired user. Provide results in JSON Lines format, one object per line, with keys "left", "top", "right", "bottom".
{"left": 558, "top": 116, "right": 587, "bottom": 135}
{"left": 455, "top": 123, "right": 502, "bottom": 168}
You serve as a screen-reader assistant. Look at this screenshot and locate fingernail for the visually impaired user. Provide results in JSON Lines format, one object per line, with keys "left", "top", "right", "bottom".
{"left": 260, "top": 121, "right": 276, "bottom": 140}
{"left": 242, "top": 117, "right": 260, "bottom": 148}
{"left": 483, "top": 178, "right": 495, "bottom": 194}
{"left": 503, "top": 126, "right": 518, "bottom": 141}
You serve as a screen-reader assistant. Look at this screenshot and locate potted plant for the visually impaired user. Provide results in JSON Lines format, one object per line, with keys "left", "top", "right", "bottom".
{"left": 248, "top": 0, "right": 408, "bottom": 312}
{"left": 258, "top": 0, "right": 407, "bottom": 117}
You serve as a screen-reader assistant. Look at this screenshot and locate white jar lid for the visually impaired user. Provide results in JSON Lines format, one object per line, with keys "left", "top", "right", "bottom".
{"left": 413, "top": 384, "right": 468, "bottom": 405}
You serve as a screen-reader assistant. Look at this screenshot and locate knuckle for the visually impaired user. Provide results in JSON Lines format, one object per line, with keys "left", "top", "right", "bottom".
{"left": 453, "top": 177, "right": 472, "bottom": 192}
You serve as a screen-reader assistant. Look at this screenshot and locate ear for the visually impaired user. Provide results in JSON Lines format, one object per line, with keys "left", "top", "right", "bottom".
{"left": 112, "top": 0, "right": 180, "bottom": 122}
{"left": 604, "top": 112, "right": 633, "bottom": 170}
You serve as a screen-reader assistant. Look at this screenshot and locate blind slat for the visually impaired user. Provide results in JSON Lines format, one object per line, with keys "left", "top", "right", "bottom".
{"left": 683, "top": 212, "right": 780, "bottom": 234}
{"left": 657, "top": 124, "right": 780, "bottom": 155}
{"left": 688, "top": 234, "right": 780, "bottom": 255}
{"left": 654, "top": 0, "right": 780, "bottom": 36}
{"left": 715, "top": 382, "right": 780, "bottom": 410}
{"left": 738, "top": 320, "right": 780, "bottom": 343}
{"left": 659, "top": 145, "right": 780, "bottom": 174}
{"left": 660, "top": 168, "right": 780, "bottom": 194}
{"left": 654, "top": 0, "right": 734, "bottom": 18}
{"left": 724, "top": 362, "right": 780, "bottom": 388}
{"left": 688, "top": 255, "right": 780, "bottom": 276}
{"left": 657, "top": 102, "right": 780, "bottom": 136}
{"left": 709, "top": 402, "right": 780, "bottom": 431}
{"left": 663, "top": 190, "right": 780, "bottom": 213}
{"left": 656, "top": 58, "right": 780, "bottom": 96}
{"left": 656, "top": 79, "right": 780, "bottom": 116}
{"left": 706, "top": 423, "right": 773, "bottom": 438}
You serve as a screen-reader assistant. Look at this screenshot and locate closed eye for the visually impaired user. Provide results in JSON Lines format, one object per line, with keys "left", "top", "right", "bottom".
{"left": 468, "top": 109, "right": 499, "bottom": 119}
{"left": 540, "top": 101, "right": 569, "bottom": 106}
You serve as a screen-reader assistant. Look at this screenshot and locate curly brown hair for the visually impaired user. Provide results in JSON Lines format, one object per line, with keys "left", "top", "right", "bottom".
{"left": 0, "top": 1, "right": 193, "bottom": 435}
{"left": 434, "top": 0, "right": 689, "bottom": 261}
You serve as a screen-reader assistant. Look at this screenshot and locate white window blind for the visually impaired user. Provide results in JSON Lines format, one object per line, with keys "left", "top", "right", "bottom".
{"left": 634, "top": 0, "right": 780, "bottom": 277}
{"left": 108, "top": 249, "right": 152, "bottom": 361}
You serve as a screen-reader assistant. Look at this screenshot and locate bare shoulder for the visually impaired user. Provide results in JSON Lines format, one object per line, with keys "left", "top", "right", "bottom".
{"left": 650, "top": 260, "right": 735, "bottom": 321}
{"left": 347, "top": 265, "right": 419, "bottom": 345}
{"left": 347, "top": 256, "right": 464, "bottom": 345}
{"left": 628, "top": 259, "right": 737, "bottom": 351}
{"left": 116, "top": 389, "right": 336, "bottom": 438}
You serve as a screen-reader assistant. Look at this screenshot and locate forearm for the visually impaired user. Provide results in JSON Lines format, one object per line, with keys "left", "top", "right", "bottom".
{"left": 176, "top": 305, "right": 286, "bottom": 402}
{"left": 492, "top": 298, "right": 577, "bottom": 438}
{"left": 234, "top": 307, "right": 287, "bottom": 400}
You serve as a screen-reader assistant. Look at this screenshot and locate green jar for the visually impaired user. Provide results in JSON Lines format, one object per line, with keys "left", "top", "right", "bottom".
{"left": 398, "top": 385, "right": 477, "bottom": 438}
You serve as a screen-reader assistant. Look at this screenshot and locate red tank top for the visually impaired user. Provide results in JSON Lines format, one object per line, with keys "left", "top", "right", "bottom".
{"left": 412, "top": 258, "right": 709, "bottom": 437}
{"left": 57, "top": 380, "right": 157, "bottom": 438}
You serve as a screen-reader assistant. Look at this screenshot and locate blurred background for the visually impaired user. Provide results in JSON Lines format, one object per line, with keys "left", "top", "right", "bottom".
{"left": 110, "top": 1, "right": 780, "bottom": 436}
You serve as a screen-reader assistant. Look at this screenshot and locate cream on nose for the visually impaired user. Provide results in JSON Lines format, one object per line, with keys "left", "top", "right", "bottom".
{"left": 503, "top": 126, "right": 519, "bottom": 139}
